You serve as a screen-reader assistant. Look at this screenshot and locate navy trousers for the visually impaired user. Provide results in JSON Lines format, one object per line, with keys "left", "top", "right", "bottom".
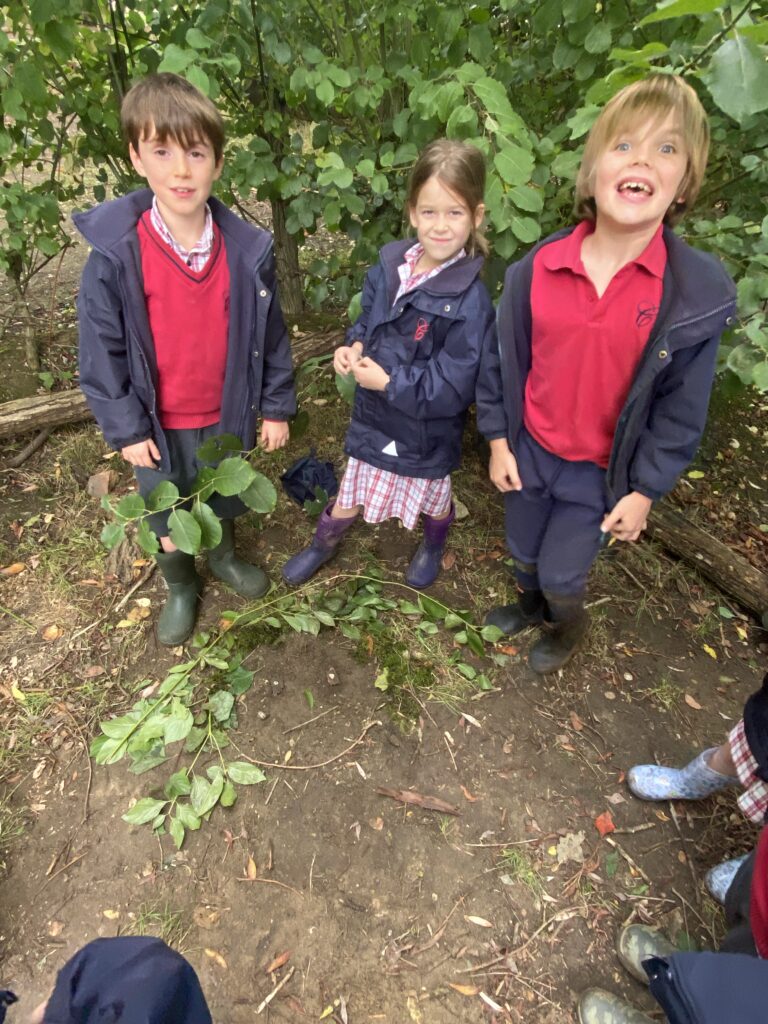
{"left": 504, "top": 428, "right": 608, "bottom": 596}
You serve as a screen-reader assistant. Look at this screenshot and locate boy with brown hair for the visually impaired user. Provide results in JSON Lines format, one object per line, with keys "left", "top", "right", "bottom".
{"left": 477, "top": 75, "right": 736, "bottom": 673}
{"left": 75, "top": 73, "right": 295, "bottom": 645}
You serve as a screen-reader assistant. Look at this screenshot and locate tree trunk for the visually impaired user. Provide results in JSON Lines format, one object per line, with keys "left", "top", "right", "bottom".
{"left": 646, "top": 503, "right": 768, "bottom": 626}
{"left": 270, "top": 196, "right": 304, "bottom": 319}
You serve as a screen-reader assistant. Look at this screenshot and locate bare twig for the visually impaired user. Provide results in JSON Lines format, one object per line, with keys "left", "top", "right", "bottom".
{"left": 55, "top": 701, "right": 92, "bottom": 825}
{"left": 283, "top": 705, "right": 339, "bottom": 735}
{"left": 668, "top": 801, "right": 699, "bottom": 891}
{"left": 604, "top": 836, "right": 652, "bottom": 884}
{"left": 412, "top": 895, "right": 465, "bottom": 955}
{"left": 233, "top": 720, "right": 380, "bottom": 771}
{"left": 256, "top": 965, "right": 295, "bottom": 1014}
{"left": 238, "top": 877, "right": 304, "bottom": 899}
{"left": 114, "top": 562, "right": 157, "bottom": 612}
{"left": 7, "top": 428, "right": 51, "bottom": 468}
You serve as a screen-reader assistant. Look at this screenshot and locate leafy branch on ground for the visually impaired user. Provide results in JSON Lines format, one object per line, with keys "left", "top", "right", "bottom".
{"left": 92, "top": 573, "right": 504, "bottom": 847}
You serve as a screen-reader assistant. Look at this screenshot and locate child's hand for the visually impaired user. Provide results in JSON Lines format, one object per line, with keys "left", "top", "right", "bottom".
{"left": 601, "top": 491, "right": 652, "bottom": 542}
{"left": 121, "top": 438, "right": 160, "bottom": 467}
{"left": 352, "top": 357, "right": 390, "bottom": 391}
{"left": 334, "top": 341, "right": 364, "bottom": 375}
{"left": 489, "top": 439, "right": 522, "bottom": 492}
{"left": 260, "top": 419, "right": 289, "bottom": 452}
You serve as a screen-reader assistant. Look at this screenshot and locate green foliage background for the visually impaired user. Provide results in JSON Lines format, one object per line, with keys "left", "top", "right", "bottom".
{"left": 2, "top": 0, "right": 768, "bottom": 386}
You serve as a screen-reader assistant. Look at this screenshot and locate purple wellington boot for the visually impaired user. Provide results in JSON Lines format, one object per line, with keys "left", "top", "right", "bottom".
{"left": 282, "top": 503, "right": 356, "bottom": 586}
{"left": 406, "top": 505, "right": 455, "bottom": 589}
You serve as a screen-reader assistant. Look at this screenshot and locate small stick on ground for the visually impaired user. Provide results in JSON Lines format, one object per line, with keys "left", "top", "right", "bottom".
{"left": 283, "top": 705, "right": 339, "bottom": 735}
{"left": 412, "top": 894, "right": 465, "bottom": 955}
{"left": 55, "top": 701, "right": 93, "bottom": 825}
{"left": 114, "top": 562, "right": 157, "bottom": 613}
{"left": 35, "top": 851, "right": 87, "bottom": 895}
{"left": 7, "top": 428, "right": 51, "bottom": 469}
{"left": 238, "top": 877, "right": 304, "bottom": 899}
{"left": 668, "top": 800, "right": 699, "bottom": 891}
{"left": 604, "top": 836, "right": 652, "bottom": 885}
{"left": 256, "top": 965, "right": 295, "bottom": 1014}
{"left": 613, "top": 822, "right": 656, "bottom": 835}
{"left": 233, "top": 720, "right": 380, "bottom": 771}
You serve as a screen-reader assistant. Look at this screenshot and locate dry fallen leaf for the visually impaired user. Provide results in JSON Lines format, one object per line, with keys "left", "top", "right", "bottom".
{"left": 684, "top": 693, "right": 703, "bottom": 711}
{"left": 41, "top": 624, "right": 63, "bottom": 642}
{"left": 464, "top": 914, "right": 493, "bottom": 928}
{"left": 569, "top": 710, "right": 584, "bottom": 732}
{"left": 678, "top": 850, "right": 687, "bottom": 864}
{"left": 448, "top": 983, "right": 480, "bottom": 996}
{"left": 102, "top": 909, "right": 120, "bottom": 920}
{"left": 441, "top": 550, "right": 456, "bottom": 570}
{"left": 702, "top": 644, "right": 718, "bottom": 660}
{"left": 369, "top": 817, "right": 384, "bottom": 830}
{"left": 1, "top": 562, "right": 26, "bottom": 576}
{"left": 594, "top": 811, "right": 616, "bottom": 837}
{"left": 376, "top": 787, "right": 459, "bottom": 816}
{"left": 265, "top": 950, "right": 291, "bottom": 974}
{"left": 47, "top": 920, "right": 65, "bottom": 937}
{"left": 460, "top": 785, "right": 478, "bottom": 802}
{"left": 556, "top": 830, "right": 585, "bottom": 864}
{"left": 246, "top": 855, "right": 258, "bottom": 880}
{"left": 192, "top": 906, "right": 220, "bottom": 930}
{"left": 497, "top": 644, "right": 519, "bottom": 656}
{"left": 204, "top": 948, "right": 227, "bottom": 970}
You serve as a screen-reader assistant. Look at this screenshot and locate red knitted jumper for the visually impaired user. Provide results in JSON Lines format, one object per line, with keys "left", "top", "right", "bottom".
{"left": 138, "top": 211, "right": 230, "bottom": 429}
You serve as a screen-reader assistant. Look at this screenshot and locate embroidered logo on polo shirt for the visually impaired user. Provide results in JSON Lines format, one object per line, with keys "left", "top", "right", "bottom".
{"left": 636, "top": 302, "right": 659, "bottom": 328}
{"left": 414, "top": 318, "right": 429, "bottom": 342}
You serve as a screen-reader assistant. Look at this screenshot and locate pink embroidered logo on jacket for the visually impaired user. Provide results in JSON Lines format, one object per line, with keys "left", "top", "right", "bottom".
{"left": 414, "top": 318, "right": 429, "bottom": 342}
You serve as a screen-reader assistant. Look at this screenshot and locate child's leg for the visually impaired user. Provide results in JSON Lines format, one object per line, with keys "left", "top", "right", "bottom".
{"left": 282, "top": 466, "right": 361, "bottom": 585}
{"left": 406, "top": 501, "right": 455, "bottom": 589}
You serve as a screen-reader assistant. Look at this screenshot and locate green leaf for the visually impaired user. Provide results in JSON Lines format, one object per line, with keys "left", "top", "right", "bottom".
{"left": 115, "top": 494, "right": 146, "bottom": 522}
{"left": 444, "top": 612, "right": 465, "bottom": 630}
{"left": 511, "top": 215, "right": 541, "bottom": 244}
{"left": 240, "top": 473, "right": 278, "bottom": 513}
{"left": 176, "top": 802, "right": 202, "bottom": 830}
{"left": 466, "top": 629, "right": 485, "bottom": 657}
{"left": 316, "top": 79, "right": 335, "bottom": 106}
{"left": 128, "top": 748, "right": 168, "bottom": 775}
{"left": 186, "top": 66, "right": 210, "bottom": 96}
{"left": 136, "top": 518, "right": 160, "bottom": 555}
{"left": 494, "top": 144, "right": 535, "bottom": 186}
{"left": 168, "top": 508, "right": 202, "bottom": 554}
{"left": 753, "top": 361, "right": 768, "bottom": 391}
{"left": 374, "top": 667, "right": 389, "bottom": 691}
{"left": 209, "top": 690, "right": 235, "bottom": 722}
{"left": 196, "top": 434, "right": 243, "bottom": 462}
{"left": 122, "top": 797, "right": 167, "bottom": 825}
{"left": 220, "top": 781, "right": 237, "bottom": 807}
{"left": 184, "top": 726, "right": 207, "bottom": 753}
{"left": 687, "top": 469, "right": 705, "bottom": 479}
{"left": 165, "top": 770, "right": 192, "bottom": 798}
{"left": 457, "top": 662, "right": 477, "bottom": 680}
{"left": 481, "top": 624, "right": 504, "bottom": 643}
{"left": 718, "top": 606, "right": 735, "bottom": 619}
{"left": 640, "top": 0, "right": 723, "bottom": 26}
{"left": 226, "top": 665, "right": 254, "bottom": 695}
{"left": 100, "top": 522, "right": 125, "bottom": 550}
{"left": 398, "top": 600, "right": 422, "bottom": 615}
{"left": 335, "top": 371, "right": 356, "bottom": 404}
{"left": 227, "top": 761, "right": 267, "bottom": 785}
{"left": 304, "top": 688, "right": 315, "bottom": 709}
{"left": 169, "top": 816, "right": 185, "bottom": 849}
{"left": 704, "top": 34, "right": 768, "bottom": 124}
{"left": 584, "top": 23, "right": 611, "bottom": 54}
{"left": 508, "top": 185, "right": 544, "bottom": 213}
{"left": 147, "top": 480, "right": 180, "bottom": 511}
{"left": 164, "top": 702, "right": 194, "bottom": 744}
{"left": 418, "top": 594, "right": 445, "bottom": 620}
{"left": 190, "top": 773, "right": 224, "bottom": 815}
{"left": 210, "top": 457, "right": 256, "bottom": 497}
{"left": 186, "top": 27, "right": 212, "bottom": 49}
{"left": 159, "top": 43, "right": 195, "bottom": 73}
{"left": 192, "top": 502, "right": 223, "bottom": 549}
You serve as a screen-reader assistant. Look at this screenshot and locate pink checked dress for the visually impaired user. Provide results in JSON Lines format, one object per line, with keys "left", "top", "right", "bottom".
{"left": 336, "top": 243, "right": 464, "bottom": 530}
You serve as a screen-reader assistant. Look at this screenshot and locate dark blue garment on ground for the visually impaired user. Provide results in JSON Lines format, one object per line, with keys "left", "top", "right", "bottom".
{"left": 503, "top": 427, "right": 607, "bottom": 595}
{"left": 0, "top": 991, "right": 17, "bottom": 1023}
{"left": 42, "top": 936, "right": 211, "bottom": 1024}
{"left": 645, "top": 951, "right": 768, "bottom": 1024}
{"left": 280, "top": 451, "right": 339, "bottom": 505}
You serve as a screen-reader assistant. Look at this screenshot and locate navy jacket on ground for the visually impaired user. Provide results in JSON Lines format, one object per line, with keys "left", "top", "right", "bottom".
{"left": 74, "top": 190, "right": 296, "bottom": 473}
{"left": 43, "top": 937, "right": 211, "bottom": 1024}
{"left": 645, "top": 951, "right": 768, "bottom": 1024}
{"left": 476, "top": 225, "right": 736, "bottom": 506}
{"left": 343, "top": 239, "right": 496, "bottom": 479}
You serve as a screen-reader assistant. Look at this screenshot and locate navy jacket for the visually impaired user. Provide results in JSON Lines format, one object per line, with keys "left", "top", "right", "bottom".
{"left": 344, "top": 239, "right": 496, "bottom": 479}
{"left": 74, "top": 190, "right": 296, "bottom": 472}
{"left": 43, "top": 937, "right": 211, "bottom": 1023}
{"left": 476, "top": 226, "right": 737, "bottom": 506}
{"left": 646, "top": 951, "right": 768, "bottom": 1024}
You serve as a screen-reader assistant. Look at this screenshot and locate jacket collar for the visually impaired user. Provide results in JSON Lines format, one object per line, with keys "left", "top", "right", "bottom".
{"left": 73, "top": 189, "right": 271, "bottom": 267}
{"left": 379, "top": 238, "right": 484, "bottom": 297}
{"left": 518, "top": 224, "right": 735, "bottom": 330}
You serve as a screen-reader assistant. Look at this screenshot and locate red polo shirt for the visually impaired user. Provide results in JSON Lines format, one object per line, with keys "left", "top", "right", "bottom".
{"left": 523, "top": 220, "right": 666, "bottom": 468}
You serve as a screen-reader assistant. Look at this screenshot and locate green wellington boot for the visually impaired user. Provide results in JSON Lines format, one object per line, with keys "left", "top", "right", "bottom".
{"left": 155, "top": 550, "right": 203, "bottom": 646}
{"left": 577, "top": 988, "right": 654, "bottom": 1024}
{"left": 207, "top": 519, "right": 269, "bottom": 599}
{"left": 617, "top": 925, "right": 677, "bottom": 984}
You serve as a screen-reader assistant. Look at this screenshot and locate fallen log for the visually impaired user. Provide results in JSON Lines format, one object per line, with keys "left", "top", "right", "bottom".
{"left": 646, "top": 503, "right": 768, "bottom": 627}
{"left": 0, "top": 330, "right": 342, "bottom": 441}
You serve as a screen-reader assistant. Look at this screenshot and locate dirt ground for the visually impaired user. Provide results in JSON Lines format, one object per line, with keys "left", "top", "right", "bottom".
{"left": 1, "top": 245, "right": 767, "bottom": 1022}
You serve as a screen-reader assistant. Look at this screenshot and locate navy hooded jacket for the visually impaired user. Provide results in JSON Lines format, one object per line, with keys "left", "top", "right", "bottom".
{"left": 343, "top": 239, "right": 496, "bottom": 479}
{"left": 74, "top": 190, "right": 296, "bottom": 472}
{"left": 42, "top": 937, "right": 211, "bottom": 1024}
{"left": 645, "top": 951, "right": 768, "bottom": 1024}
{"left": 476, "top": 225, "right": 736, "bottom": 506}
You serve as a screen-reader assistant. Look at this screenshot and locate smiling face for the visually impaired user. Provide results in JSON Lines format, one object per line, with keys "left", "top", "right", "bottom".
{"left": 590, "top": 113, "right": 688, "bottom": 235}
{"left": 129, "top": 124, "right": 222, "bottom": 237}
{"left": 408, "top": 174, "right": 485, "bottom": 272}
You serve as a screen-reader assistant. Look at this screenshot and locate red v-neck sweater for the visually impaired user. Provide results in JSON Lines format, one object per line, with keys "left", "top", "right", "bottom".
{"left": 138, "top": 212, "right": 230, "bottom": 429}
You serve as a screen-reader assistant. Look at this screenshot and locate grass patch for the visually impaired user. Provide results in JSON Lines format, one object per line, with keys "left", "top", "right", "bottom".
{"left": 643, "top": 672, "right": 680, "bottom": 711}
{"left": 126, "top": 900, "right": 191, "bottom": 951}
{"left": 498, "top": 847, "right": 545, "bottom": 898}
